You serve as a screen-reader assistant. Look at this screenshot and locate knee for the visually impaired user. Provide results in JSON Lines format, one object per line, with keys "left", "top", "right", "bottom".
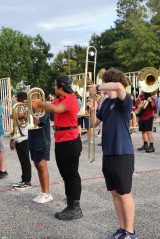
{"left": 111, "top": 190, "right": 130, "bottom": 200}
{"left": 35, "top": 162, "right": 46, "bottom": 173}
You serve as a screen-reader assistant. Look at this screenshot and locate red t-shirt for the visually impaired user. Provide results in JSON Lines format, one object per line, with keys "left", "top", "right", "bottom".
{"left": 52, "top": 94, "right": 79, "bottom": 142}
{"left": 135, "top": 95, "right": 156, "bottom": 120}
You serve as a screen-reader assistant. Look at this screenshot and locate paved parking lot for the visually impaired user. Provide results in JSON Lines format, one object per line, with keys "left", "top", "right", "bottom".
{"left": 0, "top": 127, "right": 160, "bottom": 239}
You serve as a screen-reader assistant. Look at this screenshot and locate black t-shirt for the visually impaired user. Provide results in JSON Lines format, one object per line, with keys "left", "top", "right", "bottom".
{"left": 96, "top": 94, "right": 134, "bottom": 155}
{"left": 28, "top": 114, "right": 51, "bottom": 153}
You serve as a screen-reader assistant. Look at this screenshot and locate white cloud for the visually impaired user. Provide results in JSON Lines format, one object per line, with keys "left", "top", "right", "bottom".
{"left": 37, "top": 7, "right": 116, "bottom": 31}
{"left": 0, "top": 0, "right": 117, "bottom": 54}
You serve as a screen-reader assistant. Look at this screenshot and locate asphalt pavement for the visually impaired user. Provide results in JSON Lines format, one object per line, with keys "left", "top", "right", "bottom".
{"left": 0, "top": 126, "right": 160, "bottom": 239}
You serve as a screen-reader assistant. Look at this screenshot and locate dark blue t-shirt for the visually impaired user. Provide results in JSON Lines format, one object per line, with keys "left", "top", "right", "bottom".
{"left": 96, "top": 94, "right": 134, "bottom": 155}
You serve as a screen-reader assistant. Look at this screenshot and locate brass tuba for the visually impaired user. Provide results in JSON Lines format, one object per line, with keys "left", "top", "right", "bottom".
{"left": 11, "top": 102, "right": 28, "bottom": 139}
{"left": 138, "top": 67, "right": 160, "bottom": 93}
{"left": 11, "top": 87, "right": 46, "bottom": 138}
{"left": 26, "top": 87, "right": 46, "bottom": 130}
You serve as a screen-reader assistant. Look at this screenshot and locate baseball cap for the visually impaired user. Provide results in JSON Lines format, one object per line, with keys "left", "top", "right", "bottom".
{"left": 55, "top": 76, "right": 74, "bottom": 93}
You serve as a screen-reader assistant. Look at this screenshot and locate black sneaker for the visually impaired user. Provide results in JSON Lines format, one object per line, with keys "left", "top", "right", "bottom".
{"left": 146, "top": 145, "right": 155, "bottom": 153}
{"left": 119, "top": 231, "right": 138, "bottom": 239}
{"left": 55, "top": 206, "right": 83, "bottom": 220}
{"left": 13, "top": 182, "right": 32, "bottom": 191}
{"left": 138, "top": 144, "right": 148, "bottom": 151}
{"left": 106, "top": 228, "right": 124, "bottom": 239}
{"left": 0, "top": 171, "right": 8, "bottom": 179}
{"left": 12, "top": 181, "right": 24, "bottom": 187}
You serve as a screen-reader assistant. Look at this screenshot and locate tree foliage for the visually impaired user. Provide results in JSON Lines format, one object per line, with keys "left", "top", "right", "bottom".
{"left": 0, "top": 27, "right": 53, "bottom": 92}
{"left": 1, "top": 0, "right": 160, "bottom": 92}
{"left": 51, "top": 45, "right": 86, "bottom": 77}
{"left": 89, "top": 0, "right": 160, "bottom": 72}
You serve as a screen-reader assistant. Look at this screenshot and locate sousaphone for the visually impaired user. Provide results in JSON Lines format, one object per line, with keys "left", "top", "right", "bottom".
{"left": 138, "top": 67, "right": 160, "bottom": 93}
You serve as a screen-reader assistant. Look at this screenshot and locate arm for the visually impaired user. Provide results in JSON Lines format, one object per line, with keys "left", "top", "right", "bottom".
{"left": 90, "top": 83, "right": 126, "bottom": 101}
{"left": 87, "top": 98, "right": 101, "bottom": 127}
{"left": 147, "top": 97, "right": 156, "bottom": 108}
{"left": 90, "top": 114, "right": 101, "bottom": 128}
{"left": 32, "top": 100, "right": 67, "bottom": 114}
{"left": 95, "top": 118, "right": 101, "bottom": 127}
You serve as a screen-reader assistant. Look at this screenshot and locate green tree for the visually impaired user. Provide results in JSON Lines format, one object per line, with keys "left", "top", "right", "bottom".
{"left": 51, "top": 45, "right": 86, "bottom": 77}
{"left": 112, "top": 0, "right": 160, "bottom": 71}
{"left": 0, "top": 27, "right": 53, "bottom": 92}
{"left": 147, "top": 0, "right": 160, "bottom": 26}
{"left": 0, "top": 27, "right": 32, "bottom": 85}
{"left": 30, "top": 34, "right": 53, "bottom": 89}
{"left": 89, "top": 29, "right": 119, "bottom": 71}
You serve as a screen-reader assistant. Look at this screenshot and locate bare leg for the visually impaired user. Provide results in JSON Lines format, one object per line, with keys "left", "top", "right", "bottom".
{"left": 112, "top": 190, "right": 135, "bottom": 233}
{"left": 0, "top": 151, "right": 6, "bottom": 172}
{"left": 132, "top": 113, "right": 137, "bottom": 128}
{"left": 147, "top": 131, "right": 153, "bottom": 143}
{"left": 112, "top": 190, "right": 125, "bottom": 229}
{"left": 34, "top": 160, "right": 49, "bottom": 194}
{"left": 142, "top": 131, "right": 148, "bottom": 142}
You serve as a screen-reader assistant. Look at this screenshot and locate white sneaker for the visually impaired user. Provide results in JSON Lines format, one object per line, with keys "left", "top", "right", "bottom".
{"left": 33, "top": 193, "right": 53, "bottom": 204}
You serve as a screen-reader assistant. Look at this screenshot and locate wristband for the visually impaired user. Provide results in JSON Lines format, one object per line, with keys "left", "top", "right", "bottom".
{"left": 96, "top": 85, "right": 100, "bottom": 92}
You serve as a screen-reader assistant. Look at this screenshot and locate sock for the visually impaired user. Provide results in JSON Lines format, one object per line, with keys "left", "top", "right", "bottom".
{"left": 144, "top": 141, "right": 148, "bottom": 145}
{"left": 125, "top": 230, "right": 135, "bottom": 235}
{"left": 150, "top": 142, "right": 153, "bottom": 146}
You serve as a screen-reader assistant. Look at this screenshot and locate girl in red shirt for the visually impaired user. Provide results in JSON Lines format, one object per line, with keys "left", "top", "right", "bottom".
{"left": 135, "top": 91, "right": 156, "bottom": 153}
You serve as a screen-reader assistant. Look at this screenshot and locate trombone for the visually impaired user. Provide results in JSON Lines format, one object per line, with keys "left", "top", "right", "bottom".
{"left": 78, "top": 46, "right": 97, "bottom": 163}
{"left": 78, "top": 46, "right": 97, "bottom": 116}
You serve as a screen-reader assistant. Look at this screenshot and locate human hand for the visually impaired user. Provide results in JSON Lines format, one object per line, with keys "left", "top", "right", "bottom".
{"left": 89, "top": 84, "right": 97, "bottom": 97}
{"left": 32, "top": 99, "right": 42, "bottom": 109}
{"left": 33, "top": 118, "right": 40, "bottom": 126}
{"left": 147, "top": 97, "right": 152, "bottom": 102}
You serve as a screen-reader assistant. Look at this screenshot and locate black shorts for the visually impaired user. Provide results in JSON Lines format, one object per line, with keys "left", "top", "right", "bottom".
{"left": 139, "top": 117, "right": 153, "bottom": 131}
{"left": 78, "top": 118, "right": 82, "bottom": 126}
{"left": 84, "top": 117, "right": 89, "bottom": 129}
{"left": 30, "top": 149, "right": 50, "bottom": 163}
{"left": 102, "top": 154, "right": 134, "bottom": 195}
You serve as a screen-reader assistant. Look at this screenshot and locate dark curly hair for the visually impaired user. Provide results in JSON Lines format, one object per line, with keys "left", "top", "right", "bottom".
{"left": 102, "top": 68, "right": 128, "bottom": 88}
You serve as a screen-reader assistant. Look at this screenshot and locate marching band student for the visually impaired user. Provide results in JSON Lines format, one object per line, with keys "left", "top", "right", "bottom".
{"left": 130, "top": 95, "right": 137, "bottom": 133}
{"left": 28, "top": 87, "right": 53, "bottom": 204}
{"left": 32, "top": 76, "right": 83, "bottom": 220}
{"left": 135, "top": 91, "right": 156, "bottom": 153}
{"left": 10, "top": 92, "right": 32, "bottom": 190}
{"left": 74, "top": 91, "right": 82, "bottom": 135}
{"left": 0, "top": 100, "right": 8, "bottom": 179}
{"left": 90, "top": 68, "right": 137, "bottom": 239}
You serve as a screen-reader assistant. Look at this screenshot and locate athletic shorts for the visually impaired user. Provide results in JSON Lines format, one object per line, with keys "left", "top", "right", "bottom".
{"left": 102, "top": 154, "right": 134, "bottom": 195}
{"left": 78, "top": 118, "right": 82, "bottom": 126}
{"left": 84, "top": 117, "right": 89, "bottom": 129}
{"left": 0, "top": 135, "right": 4, "bottom": 152}
{"left": 139, "top": 117, "right": 153, "bottom": 132}
{"left": 30, "top": 149, "right": 50, "bottom": 163}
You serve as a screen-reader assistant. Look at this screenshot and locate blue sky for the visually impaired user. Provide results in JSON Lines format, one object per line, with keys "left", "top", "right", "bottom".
{"left": 0, "top": 0, "right": 118, "bottom": 56}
